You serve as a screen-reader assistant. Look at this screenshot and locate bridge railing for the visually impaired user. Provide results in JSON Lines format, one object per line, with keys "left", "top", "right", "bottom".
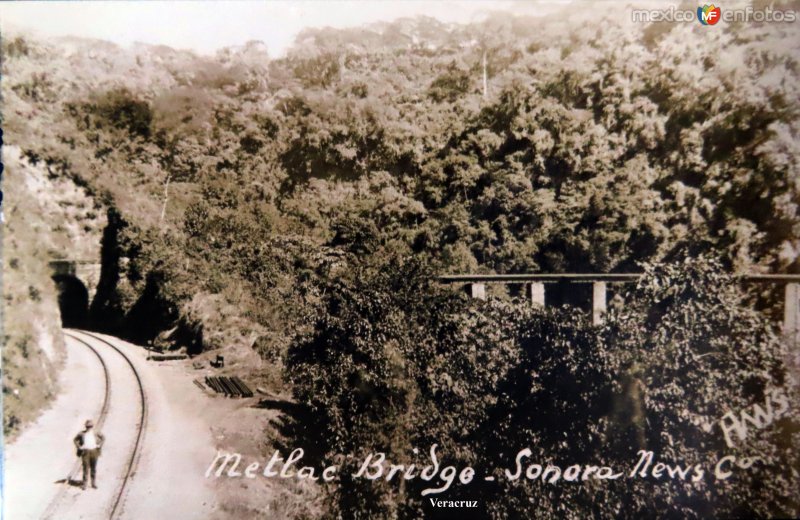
{"left": 438, "top": 273, "right": 800, "bottom": 340}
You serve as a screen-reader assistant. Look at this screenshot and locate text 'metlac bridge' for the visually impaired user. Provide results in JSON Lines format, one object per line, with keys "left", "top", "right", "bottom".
{"left": 438, "top": 273, "right": 800, "bottom": 344}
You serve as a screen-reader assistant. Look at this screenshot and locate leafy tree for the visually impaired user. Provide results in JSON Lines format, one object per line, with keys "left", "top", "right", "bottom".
{"left": 92, "top": 88, "right": 152, "bottom": 139}
{"left": 288, "top": 256, "right": 798, "bottom": 519}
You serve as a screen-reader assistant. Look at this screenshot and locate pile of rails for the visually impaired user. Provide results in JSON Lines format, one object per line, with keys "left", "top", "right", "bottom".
{"left": 149, "top": 353, "right": 188, "bottom": 361}
{"left": 201, "top": 376, "right": 254, "bottom": 398}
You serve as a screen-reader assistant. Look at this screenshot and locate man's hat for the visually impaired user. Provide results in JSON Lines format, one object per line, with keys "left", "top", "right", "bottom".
{"left": 85, "top": 419, "right": 94, "bottom": 428}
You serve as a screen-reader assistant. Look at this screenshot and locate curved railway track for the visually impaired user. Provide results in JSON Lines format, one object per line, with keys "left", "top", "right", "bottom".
{"left": 40, "top": 331, "right": 111, "bottom": 520}
{"left": 41, "top": 329, "right": 148, "bottom": 520}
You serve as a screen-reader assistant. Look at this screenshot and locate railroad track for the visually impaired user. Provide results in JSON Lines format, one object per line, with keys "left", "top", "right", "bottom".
{"left": 42, "top": 329, "right": 148, "bottom": 520}
{"left": 40, "top": 331, "right": 111, "bottom": 520}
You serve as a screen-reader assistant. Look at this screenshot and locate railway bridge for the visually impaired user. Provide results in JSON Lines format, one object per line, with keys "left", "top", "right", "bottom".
{"left": 439, "top": 273, "right": 800, "bottom": 344}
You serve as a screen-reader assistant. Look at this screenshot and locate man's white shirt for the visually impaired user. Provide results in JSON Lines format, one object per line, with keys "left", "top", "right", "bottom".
{"left": 82, "top": 431, "right": 98, "bottom": 449}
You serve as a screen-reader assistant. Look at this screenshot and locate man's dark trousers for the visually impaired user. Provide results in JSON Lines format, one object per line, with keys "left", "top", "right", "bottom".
{"left": 81, "top": 449, "right": 99, "bottom": 488}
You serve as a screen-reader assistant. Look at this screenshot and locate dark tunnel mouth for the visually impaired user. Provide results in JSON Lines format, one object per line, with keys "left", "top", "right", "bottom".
{"left": 52, "top": 274, "right": 89, "bottom": 328}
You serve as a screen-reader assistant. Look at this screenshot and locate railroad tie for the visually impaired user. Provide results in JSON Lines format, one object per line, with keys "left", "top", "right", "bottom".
{"left": 221, "top": 377, "right": 237, "bottom": 397}
{"left": 233, "top": 376, "right": 253, "bottom": 397}
{"left": 229, "top": 376, "right": 244, "bottom": 396}
{"left": 213, "top": 377, "right": 227, "bottom": 396}
{"left": 206, "top": 376, "right": 222, "bottom": 394}
{"left": 228, "top": 377, "right": 243, "bottom": 398}
{"left": 229, "top": 377, "right": 246, "bottom": 397}
{"left": 200, "top": 375, "right": 254, "bottom": 398}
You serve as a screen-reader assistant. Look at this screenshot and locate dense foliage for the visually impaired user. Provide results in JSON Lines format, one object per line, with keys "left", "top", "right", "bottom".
{"left": 5, "top": 10, "right": 799, "bottom": 288}
{"left": 3, "top": 4, "right": 799, "bottom": 517}
{"left": 289, "top": 256, "right": 798, "bottom": 519}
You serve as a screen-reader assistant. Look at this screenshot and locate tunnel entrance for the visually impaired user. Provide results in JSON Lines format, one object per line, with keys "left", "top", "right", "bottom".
{"left": 52, "top": 274, "right": 89, "bottom": 328}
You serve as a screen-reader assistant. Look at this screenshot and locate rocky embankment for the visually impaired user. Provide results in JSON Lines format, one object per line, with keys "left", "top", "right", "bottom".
{"left": 2, "top": 145, "right": 105, "bottom": 439}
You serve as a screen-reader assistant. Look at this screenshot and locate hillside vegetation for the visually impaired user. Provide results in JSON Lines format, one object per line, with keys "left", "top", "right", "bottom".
{"left": 2, "top": 4, "right": 799, "bottom": 517}
{"left": 2, "top": 146, "right": 106, "bottom": 438}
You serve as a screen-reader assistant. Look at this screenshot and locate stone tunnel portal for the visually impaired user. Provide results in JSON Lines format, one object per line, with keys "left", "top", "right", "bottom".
{"left": 52, "top": 273, "right": 89, "bottom": 328}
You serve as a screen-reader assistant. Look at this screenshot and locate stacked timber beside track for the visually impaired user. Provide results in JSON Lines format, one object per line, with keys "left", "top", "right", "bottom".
{"left": 202, "top": 376, "right": 254, "bottom": 398}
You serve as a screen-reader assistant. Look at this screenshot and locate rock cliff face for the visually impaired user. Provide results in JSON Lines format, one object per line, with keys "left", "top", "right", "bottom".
{"left": 2, "top": 146, "right": 106, "bottom": 439}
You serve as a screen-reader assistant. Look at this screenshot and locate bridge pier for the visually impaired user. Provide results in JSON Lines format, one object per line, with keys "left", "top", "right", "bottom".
{"left": 785, "top": 283, "right": 799, "bottom": 346}
{"left": 527, "top": 282, "right": 545, "bottom": 307}
{"left": 592, "top": 282, "right": 607, "bottom": 325}
{"left": 469, "top": 283, "right": 486, "bottom": 300}
{"left": 450, "top": 274, "right": 800, "bottom": 333}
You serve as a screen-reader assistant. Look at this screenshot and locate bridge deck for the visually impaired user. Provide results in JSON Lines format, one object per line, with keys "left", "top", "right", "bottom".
{"left": 438, "top": 273, "right": 800, "bottom": 284}
{"left": 438, "top": 272, "right": 800, "bottom": 334}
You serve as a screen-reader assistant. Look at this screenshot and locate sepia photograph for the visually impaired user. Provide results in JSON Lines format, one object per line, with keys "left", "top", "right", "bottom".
{"left": 0, "top": 0, "right": 799, "bottom": 518}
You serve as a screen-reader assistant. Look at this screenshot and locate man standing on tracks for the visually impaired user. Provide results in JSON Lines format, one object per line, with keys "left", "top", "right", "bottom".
{"left": 74, "top": 419, "right": 104, "bottom": 490}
